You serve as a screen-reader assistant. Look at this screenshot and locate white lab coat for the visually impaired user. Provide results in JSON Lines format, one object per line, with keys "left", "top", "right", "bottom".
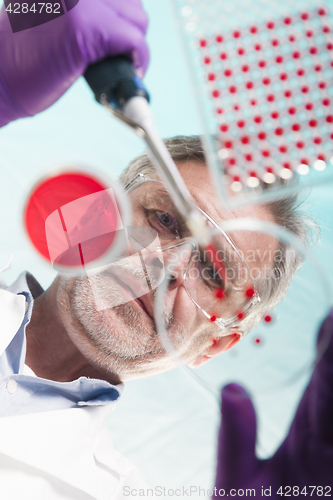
{"left": 0, "top": 404, "right": 150, "bottom": 500}
{"left": 0, "top": 286, "right": 153, "bottom": 500}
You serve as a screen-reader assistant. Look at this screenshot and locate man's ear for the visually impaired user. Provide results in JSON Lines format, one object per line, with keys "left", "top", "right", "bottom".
{"left": 189, "top": 331, "right": 242, "bottom": 368}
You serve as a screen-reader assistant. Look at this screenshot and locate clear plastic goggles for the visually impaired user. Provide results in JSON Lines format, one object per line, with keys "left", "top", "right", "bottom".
{"left": 123, "top": 174, "right": 260, "bottom": 332}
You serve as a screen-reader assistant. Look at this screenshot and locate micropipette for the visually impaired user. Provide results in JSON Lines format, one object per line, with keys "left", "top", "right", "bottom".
{"left": 84, "top": 56, "right": 208, "bottom": 245}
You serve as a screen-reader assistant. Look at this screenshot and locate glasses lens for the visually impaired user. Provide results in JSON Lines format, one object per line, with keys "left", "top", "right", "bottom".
{"left": 86, "top": 226, "right": 165, "bottom": 311}
{"left": 127, "top": 180, "right": 257, "bottom": 325}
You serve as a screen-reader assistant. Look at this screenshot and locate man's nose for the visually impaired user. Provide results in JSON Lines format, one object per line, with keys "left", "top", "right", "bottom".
{"left": 142, "top": 246, "right": 189, "bottom": 292}
{"left": 161, "top": 243, "right": 194, "bottom": 292}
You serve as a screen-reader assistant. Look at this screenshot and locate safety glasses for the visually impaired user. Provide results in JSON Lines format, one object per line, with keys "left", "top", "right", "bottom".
{"left": 124, "top": 173, "right": 261, "bottom": 332}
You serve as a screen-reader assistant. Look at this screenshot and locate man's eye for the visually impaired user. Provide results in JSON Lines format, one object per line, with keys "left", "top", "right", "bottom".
{"left": 145, "top": 209, "right": 180, "bottom": 239}
{"left": 156, "top": 211, "right": 180, "bottom": 236}
{"left": 157, "top": 211, "right": 173, "bottom": 227}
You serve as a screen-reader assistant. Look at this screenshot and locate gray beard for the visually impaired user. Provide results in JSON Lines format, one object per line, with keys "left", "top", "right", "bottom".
{"left": 58, "top": 260, "right": 204, "bottom": 379}
{"left": 69, "top": 259, "right": 174, "bottom": 359}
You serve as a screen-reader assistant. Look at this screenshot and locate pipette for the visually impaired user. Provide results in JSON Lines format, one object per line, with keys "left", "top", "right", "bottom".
{"left": 84, "top": 56, "right": 208, "bottom": 245}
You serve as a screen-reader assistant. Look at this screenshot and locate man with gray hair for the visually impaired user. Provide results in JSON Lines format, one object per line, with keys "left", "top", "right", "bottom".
{"left": 0, "top": 0, "right": 331, "bottom": 495}
{"left": 27, "top": 134, "right": 310, "bottom": 383}
{"left": 119, "top": 135, "right": 314, "bottom": 338}
{"left": 1, "top": 133, "right": 331, "bottom": 500}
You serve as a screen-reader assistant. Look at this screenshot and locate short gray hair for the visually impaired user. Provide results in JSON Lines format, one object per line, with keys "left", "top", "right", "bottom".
{"left": 119, "top": 135, "right": 318, "bottom": 335}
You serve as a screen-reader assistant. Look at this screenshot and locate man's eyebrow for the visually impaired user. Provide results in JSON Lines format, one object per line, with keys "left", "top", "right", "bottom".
{"left": 143, "top": 188, "right": 168, "bottom": 203}
{"left": 147, "top": 185, "right": 218, "bottom": 224}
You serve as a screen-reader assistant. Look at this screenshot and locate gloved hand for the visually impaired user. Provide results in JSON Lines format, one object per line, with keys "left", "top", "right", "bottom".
{"left": 0, "top": 0, "right": 149, "bottom": 127}
{"left": 213, "top": 310, "right": 333, "bottom": 499}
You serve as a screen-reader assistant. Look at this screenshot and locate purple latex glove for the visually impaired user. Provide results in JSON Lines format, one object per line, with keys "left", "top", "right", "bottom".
{"left": 0, "top": 0, "right": 149, "bottom": 127}
{"left": 213, "top": 310, "right": 333, "bottom": 499}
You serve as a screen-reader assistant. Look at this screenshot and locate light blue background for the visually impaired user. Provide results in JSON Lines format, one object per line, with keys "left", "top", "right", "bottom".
{"left": 0, "top": 0, "right": 333, "bottom": 497}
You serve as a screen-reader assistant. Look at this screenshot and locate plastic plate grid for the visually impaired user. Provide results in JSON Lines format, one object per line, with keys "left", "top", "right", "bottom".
{"left": 173, "top": 0, "right": 333, "bottom": 203}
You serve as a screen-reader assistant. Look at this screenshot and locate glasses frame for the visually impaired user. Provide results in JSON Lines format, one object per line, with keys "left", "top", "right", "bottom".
{"left": 124, "top": 173, "right": 261, "bottom": 333}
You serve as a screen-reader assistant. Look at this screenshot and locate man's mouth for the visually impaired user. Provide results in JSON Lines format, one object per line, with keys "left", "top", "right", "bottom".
{"left": 133, "top": 297, "right": 152, "bottom": 319}
{"left": 108, "top": 272, "right": 155, "bottom": 322}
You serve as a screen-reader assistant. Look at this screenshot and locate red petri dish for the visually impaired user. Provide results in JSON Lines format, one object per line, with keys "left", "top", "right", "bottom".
{"left": 24, "top": 170, "right": 126, "bottom": 272}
